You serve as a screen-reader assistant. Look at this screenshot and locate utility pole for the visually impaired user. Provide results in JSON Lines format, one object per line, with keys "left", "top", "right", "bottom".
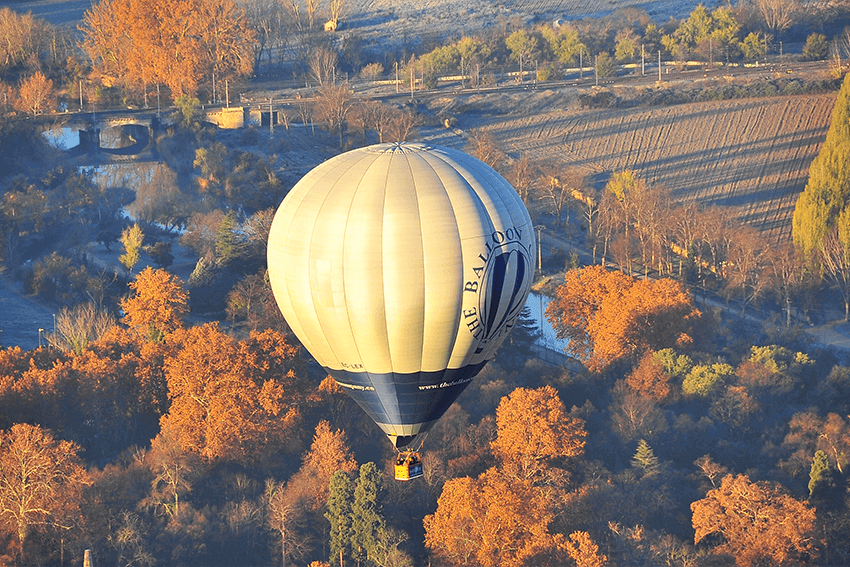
{"left": 594, "top": 55, "right": 598, "bottom": 86}
{"left": 658, "top": 50, "right": 662, "bottom": 81}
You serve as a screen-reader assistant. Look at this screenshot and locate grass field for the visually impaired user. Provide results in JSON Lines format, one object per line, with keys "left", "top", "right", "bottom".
{"left": 453, "top": 92, "right": 836, "bottom": 242}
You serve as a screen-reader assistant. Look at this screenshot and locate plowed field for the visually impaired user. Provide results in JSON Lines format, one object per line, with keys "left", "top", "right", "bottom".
{"left": 461, "top": 93, "right": 836, "bottom": 242}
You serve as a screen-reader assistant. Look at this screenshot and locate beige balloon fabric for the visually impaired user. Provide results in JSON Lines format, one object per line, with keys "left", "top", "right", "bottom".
{"left": 267, "top": 142, "right": 535, "bottom": 448}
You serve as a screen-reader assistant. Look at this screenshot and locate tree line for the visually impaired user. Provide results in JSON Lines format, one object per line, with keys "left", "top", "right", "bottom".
{"left": 3, "top": 0, "right": 850, "bottom": 117}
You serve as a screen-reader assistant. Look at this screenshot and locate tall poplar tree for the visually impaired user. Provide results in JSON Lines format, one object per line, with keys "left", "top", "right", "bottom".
{"left": 350, "top": 462, "right": 384, "bottom": 565}
{"left": 325, "top": 471, "right": 353, "bottom": 567}
{"left": 792, "top": 72, "right": 850, "bottom": 256}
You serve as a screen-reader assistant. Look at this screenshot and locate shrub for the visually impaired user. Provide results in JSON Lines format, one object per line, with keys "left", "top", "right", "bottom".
{"left": 682, "top": 363, "right": 734, "bottom": 396}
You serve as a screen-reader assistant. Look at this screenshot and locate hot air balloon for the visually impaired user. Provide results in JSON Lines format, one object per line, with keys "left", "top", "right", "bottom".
{"left": 267, "top": 142, "right": 535, "bottom": 479}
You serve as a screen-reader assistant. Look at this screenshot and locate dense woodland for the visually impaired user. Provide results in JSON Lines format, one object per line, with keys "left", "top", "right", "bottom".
{"left": 1, "top": 0, "right": 850, "bottom": 566}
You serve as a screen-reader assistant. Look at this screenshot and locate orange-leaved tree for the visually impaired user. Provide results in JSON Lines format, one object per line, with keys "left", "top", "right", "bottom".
{"left": 286, "top": 420, "right": 358, "bottom": 512}
{"left": 691, "top": 474, "right": 816, "bottom": 567}
{"left": 490, "top": 385, "right": 585, "bottom": 485}
{"left": 121, "top": 267, "right": 189, "bottom": 343}
{"left": 424, "top": 467, "right": 560, "bottom": 567}
{"left": 0, "top": 423, "right": 90, "bottom": 564}
{"left": 159, "top": 323, "right": 306, "bottom": 462}
{"left": 80, "top": 0, "right": 255, "bottom": 98}
{"left": 546, "top": 265, "right": 701, "bottom": 370}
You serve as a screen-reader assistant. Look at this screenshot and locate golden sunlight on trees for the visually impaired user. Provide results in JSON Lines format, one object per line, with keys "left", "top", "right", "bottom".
{"left": 546, "top": 266, "right": 701, "bottom": 370}
{"left": 490, "top": 385, "right": 585, "bottom": 484}
{"left": 159, "top": 324, "right": 305, "bottom": 463}
{"left": 119, "top": 223, "right": 144, "bottom": 273}
{"left": 792, "top": 73, "right": 850, "bottom": 256}
{"left": 121, "top": 267, "right": 189, "bottom": 343}
{"left": 80, "top": 0, "right": 256, "bottom": 99}
{"left": 0, "top": 424, "right": 90, "bottom": 564}
{"left": 15, "top": 72, "right": 54, "bottom": 115}
{"left": 564, "top": 531, "right": 607, "bottom": 567}
{"left": 287, "top": 421, "right": 357, "bottom": 512}
{"left": 53, "top": 302, "right": 117, "bottom": 355}
{"left": 425, "top": 386, "right": 587, "bottom": 567}
{"left": 424, "top": 467, "right": 560, "bottom": 567}
{"left": 691, "top": 474, "right": 816, "bottom": 567}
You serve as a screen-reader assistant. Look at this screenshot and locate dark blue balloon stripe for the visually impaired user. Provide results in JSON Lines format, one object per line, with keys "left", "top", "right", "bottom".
{"left": 326, "top": 362, "right": 487, "bottom": 442}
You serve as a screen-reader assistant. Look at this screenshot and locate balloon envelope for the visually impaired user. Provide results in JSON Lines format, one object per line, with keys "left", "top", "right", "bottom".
{"left": 267, "top": 142, "right": 535, "bottom": 448}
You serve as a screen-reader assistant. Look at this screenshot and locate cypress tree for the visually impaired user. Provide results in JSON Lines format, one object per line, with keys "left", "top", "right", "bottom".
{"left": 326, "top": 471, "right": 353, "bottom": 567}
{"left": 792, "top": 73, "right": 850, "bottom": 255}
{"left": 351, "top": 462, "right": 384, "bottom": 566}
{"left": 215, "top": 209, "right": 241, "bottom": 265}
{"left": 808, "top": 449, "right": 841, "bottom": 509}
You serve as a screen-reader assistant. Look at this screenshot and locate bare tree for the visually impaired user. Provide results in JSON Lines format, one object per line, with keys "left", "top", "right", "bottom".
{"left": 243, "top": 0, "right": 289, "bottom": 67}
{"left": 265, "top": 479, "right": 312, "bottom": 567}
{"left": 466, "top": 129, "right": 506, "bottom": 171}
{"left": 308, "top": 45, "right": 338, "bottom": 85}
{"left": 723, "top": 224, "right": 769, "bottom": 314}
{"left": 535, "top": 165, "right": 573, "bottom": 228}
{"left": 505, "top": 153, "right": 536, "bottom": 204}
{"left": 53, "top": 302, "right": 117, "bottom": 355}
{"left": 385, "top": 107, "right": 418, "bottom": 142}
{"left": 751, "top": 0, "right": 800, "bottom": 37}
{"left": 0, "top": 424, "right": 90, "bottom": 564}
{"left": 820, "top": 226, "right": 850, "bottom": 321}
{"left": 15, "top": 72, "right": 54, "bottom": 115}
{"left": 312, "top": 83, "right": 356, "bottom": 147}
{"left": 764, "top": 241, "right": 813, "bottom": 326}
{"left": 327, "top": 0, "right": 345, "bottom": 28}
{"left": 306, "top": 0, "right": 320, "bottom": 30}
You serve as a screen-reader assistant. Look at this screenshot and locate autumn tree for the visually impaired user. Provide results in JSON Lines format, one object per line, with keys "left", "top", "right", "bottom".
{"left": 80, "top": 0, "right": 256, "bottom": 99}
{"left": 15, "top": 72, "right": 54, "bottom": 115}
{"left": 143, "top": 421, "right": 199, "bottom": 519}
{"left": 159, "top": 324, "right": 305, "bottom": 462}
{"left": 490, "top": 385, "right": 585, "bottom": 485}
{"left": 287, "top": 420, "right": 358, "bottom": 512}
{"left": 781, "top": 411, "right": 850, "bottom": 477}
{"left": 119, "top": 223, "right": 144, "bottom": 273}
{"left": 564, "top": 531, "right": 607, "bottom": 567}
{"left": 0, "top": 423, "right": 89, "bottom": 564}
{"left": 424, "top": 467, "right": 563, "bottom": 567}
{"left": 625, "top": 350, "right": 673, "bottom": 402}
{"left": 691, "top": 474, "right": 816, "bottom": 567}
{"left": 0, "top": 8, "right": 49, "bottom": 72}
{"left": 662, "top": 4, "right": 740, "bottom": 60}
{"left": 546, "top": 266, "right": 701, "bottom": 370}
{"left": 121, "top": 267, "right": 189, "bottom": 342}
{"left": 539, "top": 23, "right": 586, "bottom": 65}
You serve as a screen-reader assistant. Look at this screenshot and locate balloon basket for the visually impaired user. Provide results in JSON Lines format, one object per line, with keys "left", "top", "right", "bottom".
{"left": 394, "top": 449, "right": 424, "bottom": 481}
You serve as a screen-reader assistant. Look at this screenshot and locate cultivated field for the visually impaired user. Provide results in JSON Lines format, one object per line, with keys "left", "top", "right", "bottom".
{"left": 445, "top": 91, "right": 836, "bottom": 243}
